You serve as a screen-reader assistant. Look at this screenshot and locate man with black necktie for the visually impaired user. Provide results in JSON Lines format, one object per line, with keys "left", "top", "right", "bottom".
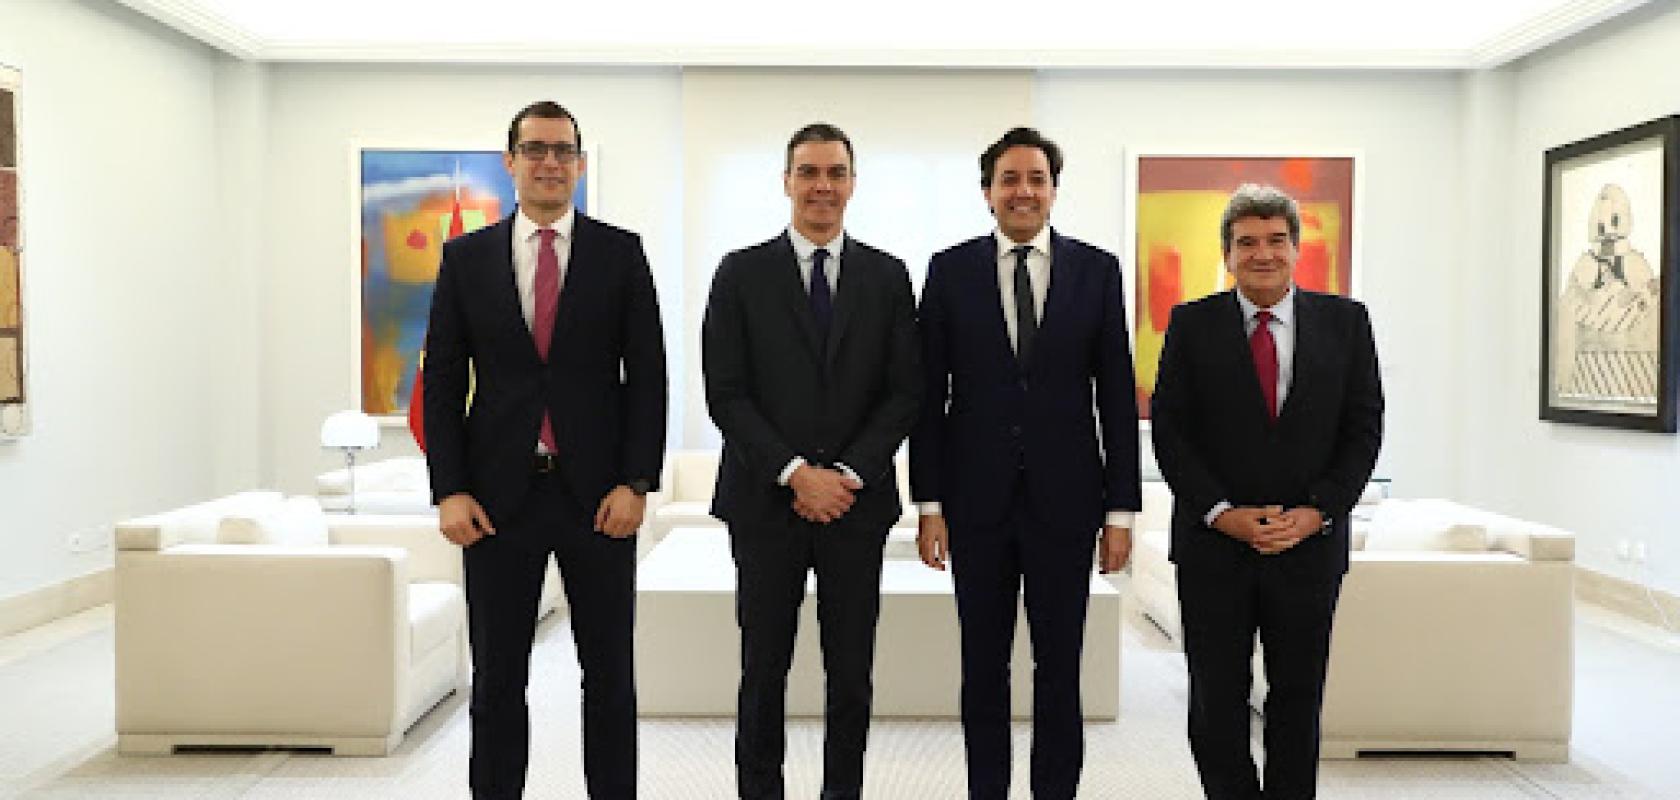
{"left": 423, "top": 101, "right": 668, "bottom": 799}
{"left": 1152, "top": 183, "right": 1384, "bottom": 799}
{"left": 701, "top": 122, "right": 921, "bottom": 800}
{"left": 910, "top": 126, "right": 1141, "bottom": 799}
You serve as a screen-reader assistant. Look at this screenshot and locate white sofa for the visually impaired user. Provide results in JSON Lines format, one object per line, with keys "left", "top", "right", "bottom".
{"left": 114, "top": 492, "right": 468, "bottom": 756}
{"left": 1129, "top": 486, "right": 1574, "bottom": 761}
{"left": 317, "top": 456, "right": 433, "bottom": 515}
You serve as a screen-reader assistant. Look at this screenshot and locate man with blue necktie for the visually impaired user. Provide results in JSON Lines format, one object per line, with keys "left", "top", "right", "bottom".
{"left": 701, "top": 122, "right": 921, "bottom": 800}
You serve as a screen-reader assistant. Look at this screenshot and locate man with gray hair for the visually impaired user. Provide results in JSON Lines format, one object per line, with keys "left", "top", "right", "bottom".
{"left": 1151, "top": 183, "right": 1384, "bottom": 798}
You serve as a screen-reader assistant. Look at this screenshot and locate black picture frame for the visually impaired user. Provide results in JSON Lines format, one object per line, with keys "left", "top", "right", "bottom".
{"left": 1540, "top": 115, "right": 1680, "bottom": 432}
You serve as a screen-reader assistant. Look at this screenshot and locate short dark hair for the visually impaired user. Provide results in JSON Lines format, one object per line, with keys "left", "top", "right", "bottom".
{"left": 980, "top": 127, "right": 1063, "bottom": 188}
{"left": 506, "top": 101, "right": 582, "bottom": 153}
{"left": 784, "top": 123, "right": 854, "bottom": 173}
{"left": 1219, "top": 183, "right": 1301, "bottom": 255}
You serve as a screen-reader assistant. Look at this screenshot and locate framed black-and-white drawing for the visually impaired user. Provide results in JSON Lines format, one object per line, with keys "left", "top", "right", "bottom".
{"left": 1541, "top": 115, "right": 1680, "bottom": 432}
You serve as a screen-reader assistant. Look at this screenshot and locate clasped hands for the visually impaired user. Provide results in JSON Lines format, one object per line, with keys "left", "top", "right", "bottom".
{"left": 916, "top": 514, "right": 1132, "bottom": 574}
{"left": 439, "top": 485, "right": 645, "bottom": 547}
{"left": 790, "top": 464, "right": 862, "bottom": 524}
{"left": 1212, "top": 505, "right": 1323, "bottom": 555}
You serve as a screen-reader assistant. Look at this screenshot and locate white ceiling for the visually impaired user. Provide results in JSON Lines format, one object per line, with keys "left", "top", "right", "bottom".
{"left": 116, "top": 0, "right": 1652, "bottom": 69}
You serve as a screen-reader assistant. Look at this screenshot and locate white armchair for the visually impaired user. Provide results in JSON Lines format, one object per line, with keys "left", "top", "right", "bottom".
{"left": 1129, "top": 488, "right": 1575, "bottom": 761}
{"left": 114, "top": 492, "right": 468, "bottom": 756}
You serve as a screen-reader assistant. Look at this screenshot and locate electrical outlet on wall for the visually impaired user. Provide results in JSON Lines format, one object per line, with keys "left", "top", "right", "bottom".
{"left": 1617, "top": 538, "right": 1632, "bottom": 561}
{"left": 65, "top": 525, "right": 113, "bottom": 554}
{"left": 1632, "top": 540, "right": 1649, "bottom": 564}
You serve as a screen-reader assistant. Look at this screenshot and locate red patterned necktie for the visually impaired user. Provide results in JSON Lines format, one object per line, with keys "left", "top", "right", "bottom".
{"left": 1250, "top": 309, "right": 1279, "bottom": 422}
{"left": 533, "top": 228, "right": 560, "bottom": 451}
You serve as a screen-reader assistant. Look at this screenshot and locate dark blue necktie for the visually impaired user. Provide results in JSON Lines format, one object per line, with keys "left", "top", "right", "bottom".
{"left": 810, "top": 247, "right": 833, "bottom": 335}
{"left": 1012, "top": 245, "right": 1037, "bottom": 364}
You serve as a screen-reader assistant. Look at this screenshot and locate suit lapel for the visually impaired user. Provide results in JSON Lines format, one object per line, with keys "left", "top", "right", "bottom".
{"left": 1277, "top": 290, "right": 1318, "bottom": 424}
{"left": 1038, "top": 231, "right": 1078, "bottom": 364}
{"left": 772, "top": 233, "right": 823, "bottom": 359}
{"left": 486, "top": 216, "right": 538, "bottom": 363}
{"left": 548, "top": 213, "right": 596, "bottom": 359}
{"left": 969, "top": 235, "right": 1021, "bottom": 375}
{"left": 824, "top": 236, "right": 863, "bottom": 368}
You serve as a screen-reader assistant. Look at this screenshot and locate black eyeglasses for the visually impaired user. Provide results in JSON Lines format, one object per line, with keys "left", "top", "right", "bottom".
{"left": 515, "top": 141, "right": 581, "bottom": 162}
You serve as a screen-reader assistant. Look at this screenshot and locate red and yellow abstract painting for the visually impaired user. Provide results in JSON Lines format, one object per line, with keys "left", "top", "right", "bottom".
{"left": 1133, "top": 156, "right": 1355, "bottom": 418}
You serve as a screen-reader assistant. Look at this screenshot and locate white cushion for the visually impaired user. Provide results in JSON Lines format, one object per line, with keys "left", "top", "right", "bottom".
{"left": 218, "top": 497, "right": 331, "bottom": 547}
{"left": 407, "top": 582, "right": 464, "bottom": 663}
{"left": 1363, "top": 500, "right": 1488, "bottom": 552}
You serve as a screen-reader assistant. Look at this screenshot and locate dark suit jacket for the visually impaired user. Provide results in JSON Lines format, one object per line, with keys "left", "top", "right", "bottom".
{"left": 701, "top": 232, "right": 921, "bottom": 532}
{"left": 421, "top": 212, "right": 668, "bottom": 527}
{"left": 1151, "top": 289, "right": 1384, "bottom": 576}
{"left": 909, "top": 231, "right": 1141, "bottom": 534}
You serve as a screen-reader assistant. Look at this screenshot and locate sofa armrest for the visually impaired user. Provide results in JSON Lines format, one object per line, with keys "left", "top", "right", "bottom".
{"left": 1485, "top": 520, "right": 1575, "bottom": 562}
{"left": 115, "top": 545, "right": 410, "bottom": 737}
{"left": 1315, "top": 552, "right": 1574, "bottom": 744}
{"left": 328, "top": 515, "right": 461, "bottom": 584}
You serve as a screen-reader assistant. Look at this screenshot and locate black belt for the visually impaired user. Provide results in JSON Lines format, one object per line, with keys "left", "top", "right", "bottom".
{"left": 533, "top": 453, "right": 560, "bottom": 474}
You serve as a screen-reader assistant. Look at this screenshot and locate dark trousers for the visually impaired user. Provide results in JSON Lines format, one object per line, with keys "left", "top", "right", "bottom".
{"left": 949, "top": 482, "right": 1096, "bottom": 800}
{"left": 463, "top": 471, "right": 638, "bottom": 799}
{"left": 1177, "top": 561, "right": 1342, "bottom": 800}
{"left": 728, "top": 517, "right": 888, "bottom": 800}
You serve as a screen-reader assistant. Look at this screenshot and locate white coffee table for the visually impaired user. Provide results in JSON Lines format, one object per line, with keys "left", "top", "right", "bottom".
{"left": 636, "top": 527, "right": 1120, "bottom": 719}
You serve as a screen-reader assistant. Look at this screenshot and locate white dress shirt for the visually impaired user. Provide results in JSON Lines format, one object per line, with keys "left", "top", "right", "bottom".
{"left": 921, "top": 227, "right": 1134, "bottom": 530}
{"left": 1204, "top": 285, "right": 1299, "bottom": 527}
{"left": 776, "top": 226, "right": 862, "bottom": 488}
{"left": 510, "top": 206, "right": 576, "bottom": 453}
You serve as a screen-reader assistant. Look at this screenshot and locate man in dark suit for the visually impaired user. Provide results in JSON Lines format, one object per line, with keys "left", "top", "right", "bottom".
{"left": 1151, "top": 183, "right": 1384, "bottom": 800}
{"left": 701, "top": 122, "right": 920, "bottom": 800}
{"left": 910, "top": 126, "right": 1141, "bottom": 800}
{"left": 423, "top": 101, "right": 667, "bottom": 800}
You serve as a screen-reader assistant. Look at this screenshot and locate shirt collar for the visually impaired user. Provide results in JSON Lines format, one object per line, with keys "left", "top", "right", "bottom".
{"left": 513, "top": 204, "right": 576, "bottom": 244}
{"left": 995, "top": 225, "right": 1052, "bottom": 260}
{"left": 788, "top": 226, "right": 843, "bottom": 261}
{"left": 1235, "top": 284, "right": 1297, "bottom": 326}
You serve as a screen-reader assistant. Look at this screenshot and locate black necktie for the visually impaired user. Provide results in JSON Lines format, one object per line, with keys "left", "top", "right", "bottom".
{"left": 810, "top": 248, "right": 834, "bottom": 336}
{"left": 1013, "top": 245, "right": 1037, "bottom": 364}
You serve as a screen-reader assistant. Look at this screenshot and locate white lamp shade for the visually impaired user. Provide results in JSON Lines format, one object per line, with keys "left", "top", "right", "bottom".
{"left": 321, "top": 410, "right": 379, "bottom": 450}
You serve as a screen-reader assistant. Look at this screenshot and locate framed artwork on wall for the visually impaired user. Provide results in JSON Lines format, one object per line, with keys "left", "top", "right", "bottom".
{"left": 1127, "top": 153, "right": 1359, "bottom": 420}
{"left": 1540, "top": 116, "right": 1679, "bottom": 432}
{"left": 353, "top": 145, "right": 594, "bottom": 419}
{"left": 0, "top": 63, "right": 29, "bottom": 439}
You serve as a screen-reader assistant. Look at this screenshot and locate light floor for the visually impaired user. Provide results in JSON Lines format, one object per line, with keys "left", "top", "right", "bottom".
{"left": 1, "top": 592, "right": 1676, "bottom": 798}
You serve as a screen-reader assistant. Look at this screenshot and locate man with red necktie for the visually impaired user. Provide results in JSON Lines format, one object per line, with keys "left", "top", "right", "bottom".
{"left": 422, "top": 101, "right": 667, "bottom": 799}
{"left": 1151, "top": 183, "right": 1384, "bottom": 799}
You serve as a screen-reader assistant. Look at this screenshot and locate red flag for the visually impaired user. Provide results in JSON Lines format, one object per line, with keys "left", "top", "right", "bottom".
{"left": 448, "top": 198, "right": 465, "bottom": 239}
{"left": 407, "top": 363, "right": 426, "bottom": 452}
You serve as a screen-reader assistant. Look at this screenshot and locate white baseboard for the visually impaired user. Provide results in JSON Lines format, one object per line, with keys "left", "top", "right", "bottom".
{"left": 1576, "top": 565, "right": 1680, "bottom": 629}
{"left": 0, "top": 568, "right": 113, "bottom": 639}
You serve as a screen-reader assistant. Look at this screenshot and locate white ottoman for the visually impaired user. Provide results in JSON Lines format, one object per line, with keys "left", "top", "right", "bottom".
{"left": 636, "top": 527, "right": 1120, "bottom": 719}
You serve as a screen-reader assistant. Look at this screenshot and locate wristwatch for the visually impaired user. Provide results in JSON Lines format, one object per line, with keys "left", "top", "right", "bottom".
{"left": 626, "top": 479, "right": 652, "bottom": 497}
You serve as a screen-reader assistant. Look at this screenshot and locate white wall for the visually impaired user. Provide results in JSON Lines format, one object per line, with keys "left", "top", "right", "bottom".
{"left": 260, "top": 64, "right": 683, "bottom": 492}
{"left": 1461, "top": 2, "right": 1680, "bottom": 595}
{"left": 0, "top": 0, "right": 227, "bottom": 600}
{"left": 1036, "top": 70, "right": 1466, "bottom": 495}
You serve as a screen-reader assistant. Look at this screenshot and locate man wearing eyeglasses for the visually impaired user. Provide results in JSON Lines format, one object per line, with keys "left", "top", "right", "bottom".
{"left": 423, "top": 100, "right": 668, "bottom": 799}
{"left": 701, "top": 122, "right": 920, "bottom": 799}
